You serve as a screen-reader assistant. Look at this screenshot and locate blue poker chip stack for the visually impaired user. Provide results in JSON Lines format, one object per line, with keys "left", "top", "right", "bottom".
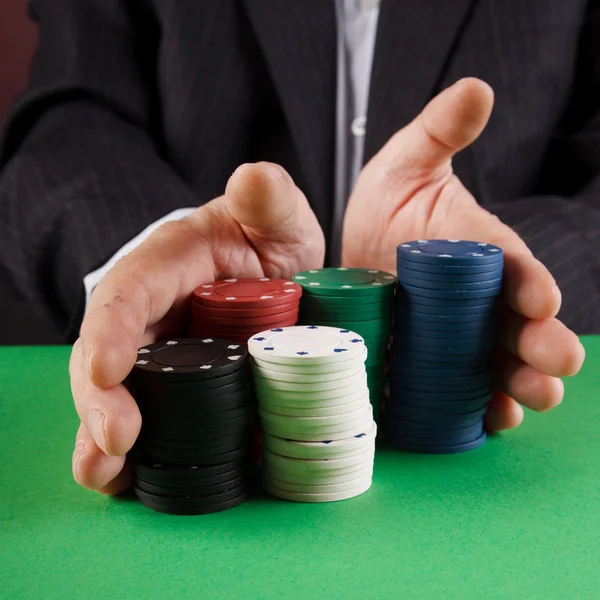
{"left": 385, "top": 240, "right": 504, "bottom": 454}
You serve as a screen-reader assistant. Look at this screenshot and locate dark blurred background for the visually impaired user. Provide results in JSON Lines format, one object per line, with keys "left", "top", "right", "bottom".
{"left": 0, "top": 1, "right": 61, "bottom": 345}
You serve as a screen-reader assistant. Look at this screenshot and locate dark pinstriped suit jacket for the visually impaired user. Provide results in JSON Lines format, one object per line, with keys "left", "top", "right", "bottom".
{"left": 0, "top": 0, "right": 599, "bottom": 340}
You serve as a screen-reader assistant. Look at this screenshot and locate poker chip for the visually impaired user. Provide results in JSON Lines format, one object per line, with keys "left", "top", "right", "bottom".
{"left": 134, "top": 483, "right": 248, "bottom": 506}
{"left": 128, "top": 338, "right": 255, "bottom": 515}
{"left": 387, "top": 404, "right": 488, "bottom": 426}
{"left": 137, "top": 431, "right": 249, "bottom": 451}
{"left": 299, "top": 293, "right": 391, "bottom": 306}
{"left": 293, "top": 268, "right": 396, "bottom": 423}
{"left": 398, "top": 282, "right": 502, "bottom": 300}
{"left": 136, "top": 476, "right": 246, "bottom": 497}
{"left": 389, "top": 372, "right": 492, "bottom": 392}
{"left": 393, "top": 334, "right": 495, "bottom": 354}
{"left": 264, "top": 459, "right": 373, "bottom": 482}
{"left": 259, "top": 404, "right": 372, "bottom": 429}
{"left": 133, "top": 488, "right": 249, "bottom": 515}
{"left": 254, "top": 388, "right": 370, "bottom": 410}
{"left": 299, "top": 303, "right": 393, "bottom": 320}
{"left": 384, "top": 240, "right": 503, "bottom": 454}
{"left": 188, "top": 278, "right": 303, "bottom": 348}
{"left": 136, "top": 388, "right": 253, "bottom": 414}
{"left": 192, "top": 278, "right": 302, "bottom": 307}
{"left": 394, "top": 311, "right": 497, "bottom": 330}
{"left": 396, "top": 294, "right": 499, "bottom": 310}
{"left": 134, "top": 458, "right": 245, "bottom": 480}
{"left": 265, "top": 472, "right": 373, "bottom": 494}
{"left": 263, "top": 447, "right": 375, "bottom": 472}
{"left": 259, "top": 396, "right": 368, "bottom": 417}
{"left": 248, "top": 325, "right": 376, "bottom": 503}
{"left": 398, "top": 275, "right": 503, "bottom": 291}
{"left": 253, "top": 371, "right": 367, "bottom": 392}
{"left": 263, "top": 422, "right": 377, "bottom": 459}
{"left": 135, "top": 445, "right": 249, "bottom": 466}
{"left": 390, "top": 342, "right": 493, "bottom": 362}
{"left": 396, "top": 265, "right": 502, "bottom": 283}
{"left": 252, "top": 348, "right": 367, "bottom": 375}
{"left": 396, "top": 240, "right": 503, "bottom": 266}
{"left": 248, "top": 325, "right": 366, "bottom": 364}
{"left": 135, "top": 369, "right": 249, "bottom": 392}
{"left": 192, "top": 307, "right": 299, "bottom": 328}
{"left": 293, "top": 267, "right": 396, "bottom": 296}
{"left": 393, "top": 326, "right": 494, "bottom": 343}
{"left": 386, "top": 416, "right": 484, "bottom": 436}
{"left": 252, "top": 363, "right": 366, "bottom": 382}
{"left": 389, "top": 395, "right": 491, "bottom": 414}
{"left": 263, "top": 477, "right": 372, "bottom": 503}
{"left": 131, "top": 338, "right": 247, "bottom": 382}
{"left": 264, "top": 464, "right": 373, "bottom": 485}
{"left": 190, "top": 320, "right": 299, "bottom": 336}
{"left": 258, "top": 407, "right": 374, "bottom": 441}
{"left": 386, "top": 433, "right": 488, "bottom": 455}
{"left": 258, "top": 409, "right": 374, "bottom": 442}
{"left": 396, "top": 261, "right": 503, "bottom": 275}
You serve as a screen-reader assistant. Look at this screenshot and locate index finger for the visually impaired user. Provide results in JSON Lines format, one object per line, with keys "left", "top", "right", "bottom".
{"left": 449, "top": 206, "right": 562, "bottom": 320}
{"left": 81, "top": 210, "right": 218, "bottom": 390}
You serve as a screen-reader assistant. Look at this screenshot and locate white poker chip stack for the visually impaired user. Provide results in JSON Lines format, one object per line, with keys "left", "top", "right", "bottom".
{"left": 248, "top": 325, "right": 377, "bottom": 502}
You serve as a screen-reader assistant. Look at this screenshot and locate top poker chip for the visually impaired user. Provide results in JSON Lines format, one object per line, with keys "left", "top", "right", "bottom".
{"left": 132, "top": 338, "right": 247, "bottom": 381}
{"left": 292, "top": 268, "right": 396, "bottom": 296}
{"left": 192, "top": 278, "right": 302, "bottom": 308}
{"left": 248, "top": 325, "right": 367, "bottom": 365}
{"left": 397, "top": 240, "right": 503, "bottom": 265}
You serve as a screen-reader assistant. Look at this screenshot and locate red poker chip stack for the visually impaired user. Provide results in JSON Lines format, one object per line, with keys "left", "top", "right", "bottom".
{"left": 188, "top": 278, "right": 302, "bottom": 345}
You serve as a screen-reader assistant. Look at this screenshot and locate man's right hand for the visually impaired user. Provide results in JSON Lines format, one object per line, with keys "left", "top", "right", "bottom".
{"left": 69, "top": 163, "right": 325, "bottom": 495}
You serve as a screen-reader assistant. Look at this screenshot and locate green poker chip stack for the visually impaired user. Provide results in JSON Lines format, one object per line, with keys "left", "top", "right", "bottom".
{"left": 292, "top": 268, "right": 396, "bottom": 422}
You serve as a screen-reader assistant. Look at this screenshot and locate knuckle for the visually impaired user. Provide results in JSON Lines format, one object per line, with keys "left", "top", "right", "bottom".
{"left": 151, "top": 218, "right": 199, "bottom": 245}
{"left": 154, "top": 219, "right": 186, "bottom": 238}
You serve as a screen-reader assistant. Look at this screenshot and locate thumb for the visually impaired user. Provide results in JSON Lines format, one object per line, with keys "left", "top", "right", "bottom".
{"left": 225, "top": 162, "right": 325, "bottom": 270}
{"left": 372, "top": 78, "right": 494, "bottom": 173}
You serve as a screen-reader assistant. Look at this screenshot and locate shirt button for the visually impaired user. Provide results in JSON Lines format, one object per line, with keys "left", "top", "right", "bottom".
{"left": 351, "top": 116, "right": 367, "bottom": 137}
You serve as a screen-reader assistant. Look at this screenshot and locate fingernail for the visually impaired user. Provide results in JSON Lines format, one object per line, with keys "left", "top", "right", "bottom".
{"left": 87, "top": 409, "right": 108, "bottom": 453}
{"left": 74, "top": 439, "right": 86, "bottom": 458}
{"left": 73, "top": 440, "right": 86, "bottom": 482}
{"left": 83, "top": 341, "right": 94, "bottom": 378}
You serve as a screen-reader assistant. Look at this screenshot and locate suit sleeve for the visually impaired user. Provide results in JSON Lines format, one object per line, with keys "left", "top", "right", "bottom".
{"left": 0, "top": 0, "right": 201, "bottom": 339}
{"left": 484, "top": 6, "right": 600, "bottom": 334}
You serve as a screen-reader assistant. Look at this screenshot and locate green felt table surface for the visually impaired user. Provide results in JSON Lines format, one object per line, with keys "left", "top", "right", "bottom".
{"left": 1, "top": 339, "right": 599, "bottom": 599}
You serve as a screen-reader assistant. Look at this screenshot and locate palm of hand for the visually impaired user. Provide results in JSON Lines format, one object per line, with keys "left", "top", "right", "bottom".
{"left": 344, "top": 169, "right": 481, "bottom": 274}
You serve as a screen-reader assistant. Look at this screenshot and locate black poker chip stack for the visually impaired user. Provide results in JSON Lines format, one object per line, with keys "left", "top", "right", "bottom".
{"left": 128, "top": 338, "right": 255, "bottom": 515}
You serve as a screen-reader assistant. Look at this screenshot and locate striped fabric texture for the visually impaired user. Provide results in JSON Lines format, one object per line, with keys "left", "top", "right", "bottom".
{"left": 0, "top": 0, "right": 599, "bottom": 340}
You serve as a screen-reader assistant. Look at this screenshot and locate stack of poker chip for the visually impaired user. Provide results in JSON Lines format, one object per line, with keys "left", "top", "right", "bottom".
{"left": 386, "top": 240, "right": 503, "bottom": 454}
{"left": 189, "top": 278, "right": 302, "bottom": 345}
{"left": 248, "top": 325, "right": 376, "bottom": 503}
{"left": 293, "top": 268, "right": 396, "bottom": 421}
{"left": 128, "top": 338, "right": 255, "bottom": 515}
